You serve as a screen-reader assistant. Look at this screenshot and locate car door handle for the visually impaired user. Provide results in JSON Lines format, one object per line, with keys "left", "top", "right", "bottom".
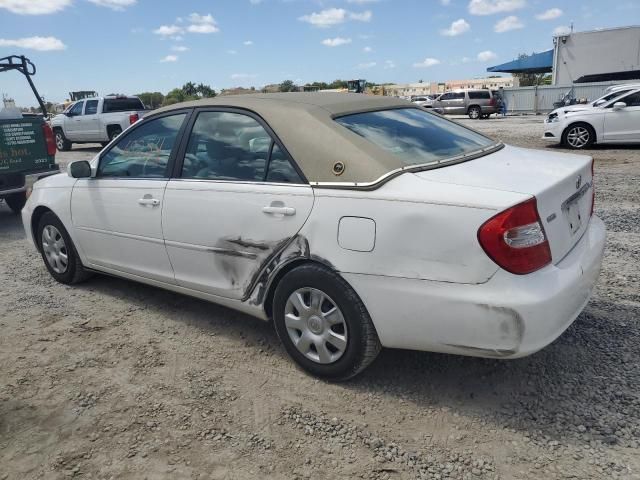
{"left": 138, "top": 198, "right": 160, "bottom": 207}
{"left": 262, "top": 205, "right": 296, "bottom": 216}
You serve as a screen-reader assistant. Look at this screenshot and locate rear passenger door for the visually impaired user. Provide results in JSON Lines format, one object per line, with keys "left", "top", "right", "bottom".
{"left": 162, "top": 109, "right": 314, "bottom": 300}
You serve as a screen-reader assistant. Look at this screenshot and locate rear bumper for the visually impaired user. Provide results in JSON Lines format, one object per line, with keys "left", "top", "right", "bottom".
{"left": 344, "top": 216, "right": 606, "bottom": 358}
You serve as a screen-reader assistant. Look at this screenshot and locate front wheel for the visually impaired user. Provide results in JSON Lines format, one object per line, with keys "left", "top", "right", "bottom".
{"left": 273, "top": 264, "right": 381, "bottom": 381}
{"left": 37, "top": 212, "right": 92, "bottom": 284}
{"left": 562, "top": 123, "right": 595, "bottom": 149}
{"left": 55, "top": 130, "right": 72, "bottom": 151}
{"left": 4, "top": 192, "right": 27, "bottom": 214}
{"left": 468, "top": 106, "right": 481, "bottom": 119}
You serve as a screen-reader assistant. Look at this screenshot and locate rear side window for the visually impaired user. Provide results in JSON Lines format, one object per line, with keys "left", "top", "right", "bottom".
{"left": 181, "top": 111, "right": 303, "bottom": 183}
{"left": 103, "top": 98, "right": 144, "bottom": 113}
{"left": 98, "top": 114, "right": 186, "bottom": 178}
{"left": 335, "top": 108, "right": 494, "bottom": 166}
{"left": 468, "top": 91, "right": 491, "bottom": 100}
{"left": 85, "top": 100, "right": 99, "bottom": 115}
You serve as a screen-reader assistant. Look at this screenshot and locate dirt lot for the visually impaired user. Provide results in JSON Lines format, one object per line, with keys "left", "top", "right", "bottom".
{"left": 1, "top": 115, "right": 639, "bottom": 480}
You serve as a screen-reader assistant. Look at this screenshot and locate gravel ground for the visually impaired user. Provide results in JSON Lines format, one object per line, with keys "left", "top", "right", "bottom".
{"left": 1, "top": 115, "right": 639, "bottom": 479}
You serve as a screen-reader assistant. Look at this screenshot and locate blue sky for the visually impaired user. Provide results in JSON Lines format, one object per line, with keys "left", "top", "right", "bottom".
{"left": 1, "top": 0, "right": 638, "bottom": 106}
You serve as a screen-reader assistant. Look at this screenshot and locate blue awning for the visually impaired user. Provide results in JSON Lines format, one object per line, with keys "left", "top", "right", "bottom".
{"left": 487, "top": 50, "right": 554, "bottom": 74}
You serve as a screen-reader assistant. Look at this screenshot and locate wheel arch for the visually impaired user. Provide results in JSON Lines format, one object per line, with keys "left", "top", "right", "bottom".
{"left": 30, "top": 205, "right": 54, "bottom": 252}
{"left": 467, "top": 104, "right": 481, "bottom": 113}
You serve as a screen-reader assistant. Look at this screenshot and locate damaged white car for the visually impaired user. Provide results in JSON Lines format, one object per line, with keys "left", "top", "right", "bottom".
{"left": 23, "top": 93, "right": 606, "bottom": 380}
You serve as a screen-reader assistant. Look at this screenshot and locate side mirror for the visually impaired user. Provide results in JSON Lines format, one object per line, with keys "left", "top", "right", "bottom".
{"left": 68, "top": 160, "right": 92, "bottom": 178}
{"left": 613, "top": 102, "right": 627, "bottom": 110}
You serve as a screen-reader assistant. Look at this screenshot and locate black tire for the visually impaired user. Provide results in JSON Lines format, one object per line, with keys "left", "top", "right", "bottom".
{"left": 562, "top": 123, "right": 595, "bottom": 150}
{"left": 273, "top": 264, "right": 381, "bottom": 381}
{"left": 108, "top": 126, "right": 122, "bottom": 142}
{"left": 5, "top": 192, "right": 27, "bottom": 214}
{"left": 37, "top": 212, "right": 92, "bottom": 284}
{"left": 54, "top": 129, "right": 72, "bottom": 151}
{"left": 468, "top": 105, "right": 481, "bottom": 119}
{"left": 101, "top": 141, "right": 110, "bottom": 148}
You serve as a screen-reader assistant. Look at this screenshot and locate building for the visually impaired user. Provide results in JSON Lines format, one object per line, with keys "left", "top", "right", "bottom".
{"left": 444, "top": 76, "right": 514, "bottom": 90}
{"left": 488, "top": 25, "right": 640, "bottom": 86}
{"left": 385, "top": 82, "right": 434, "bottom": 98}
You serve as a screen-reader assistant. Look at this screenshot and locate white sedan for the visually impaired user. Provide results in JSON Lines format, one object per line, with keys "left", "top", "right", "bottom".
{"left": 23, "top": 93, "right": 606, "bottom": 380}
{"left": 543, "top": 87, "right": 640, "bottom": 149}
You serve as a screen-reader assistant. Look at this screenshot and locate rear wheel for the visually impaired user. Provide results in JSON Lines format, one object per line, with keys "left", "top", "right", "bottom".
{"left": 468, "top": 106, "right": 481, "bottom": 119}
{"left": 273, "top": 264, "right": 381, "bottom": 381}
{"left": 37, "top": 212, "right": 92, "bottom": 284}
{"left": 54, "top": 130, "right": 72, "bottom": 151}
{"left": 108, "top": 126, "right": 122, "bottom": 142}
{"left": 562, "top": 123, "right": 595, "bottom": 149}
{"left": 5, "top": 192, "right": 27, "bottom": 214}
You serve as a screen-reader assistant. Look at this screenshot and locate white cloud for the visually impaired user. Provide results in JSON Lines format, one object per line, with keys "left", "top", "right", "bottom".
{"left": 553, "top": 25, "right": 571, "bottom": 35}
{"left": 231, "top": 73, "right": 256, "bottom": 80}
{"left": 154, "top": 25, "right": 183, "bottom": 36}
{"left": 477, "top": 50, "right": 497, "bottom": 61}
{"left": 0, "top": 0, "right": 70, "bottom": 14}
{"left": 363, "top": 46, "right": 372, "bottom": 53}
{"left": 384, "top": 60, "right": 396, "bottom": 69}
{"left": 441, "top": 0, "right": 452, "bottom": 5}
{"left": 462, "top": 56, "right": 472, "bottom": 63}
{"left": 299, "top": 7, "right": 372, "bottom": 27}
{"left": 171, "top": 45, "right": 189, "bottom": 52}
{"left": 321, "top": 37, "right": 352, "bottom": 47}
{"left": 536, "top": 7, "right": 562, "bottom": 20}
{"left": 468, "top": 0, "right": 525, "bottom": 15}
{"left": 160, "top": 55, "right": 178, "bottom": 62}
{"left": 88, "top": 0, "right": 136, "bottom": 10}
{"left": 0, "top": 36, "right": 66, "bottom": 50}
{"left": 441, "top": 18, "right": 470, "bottom": 36}
{"left": 243, "top": 40, "right": 253, "bottom": 45}
{"left": 186, "top": 13, "right": 219, "bottom": 33}
{"left": 357, "top": 61, "right": 377, "bottom": 68}
{"left": 413, "top": 57, "right": 440, "bottom": 68}
{"left": 227, "top": 49, "right": 237, "bottom": 55}
{"left": 494, "top": 15, "right": 523, "bottom": 32}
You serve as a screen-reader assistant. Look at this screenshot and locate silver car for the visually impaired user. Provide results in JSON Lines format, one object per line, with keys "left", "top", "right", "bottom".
{"left": 433, "top": 89, "right": 498, "bottom": 119}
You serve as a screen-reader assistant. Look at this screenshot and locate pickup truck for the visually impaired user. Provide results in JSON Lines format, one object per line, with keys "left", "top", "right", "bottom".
{"left": 1, "top": 55, "right": 58, "bottom": 214}
{"left": 50, "top": 95, "right": 146, "bottom": 151}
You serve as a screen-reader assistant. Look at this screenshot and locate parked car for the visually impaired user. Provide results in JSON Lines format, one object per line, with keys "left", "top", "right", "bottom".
{"left": 432, "top": 89, "right": 498, "bottom": 119}
{"left": 23, "top": 93, "right": 605, "bottom": 380}
{"left": 543, "top": 87, "right": 640, "bottom": 149}
{"left": 50, "top": 95, "right": 146, "bottom": 151}
{"left": 0, "top": 55, "right": 58, "bottom": 214}
{"left": 412, "top": 96, "right": 436, "bottom": 108}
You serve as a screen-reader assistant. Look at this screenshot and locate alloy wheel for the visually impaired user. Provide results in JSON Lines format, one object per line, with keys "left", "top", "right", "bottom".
{"left": 284, "top": 288, "right": 348, "bottom": 364}
{"left": 55, "top": 133, "right": 65, "bottom": 150}
{"left": 566, "top": 126, "right": 590, "bottom": 148}
{"left": 42, "top": 225, "right": 68, "bottom": 274}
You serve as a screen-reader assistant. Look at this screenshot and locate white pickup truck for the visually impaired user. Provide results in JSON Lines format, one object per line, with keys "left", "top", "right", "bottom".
{"left": 50, "top": 95, "right": 146, "bottom": 151}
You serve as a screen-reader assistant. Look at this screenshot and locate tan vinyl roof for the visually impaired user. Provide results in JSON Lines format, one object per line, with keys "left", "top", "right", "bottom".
{"left": 153, "top": 93, "right": 413, "bottom": 185}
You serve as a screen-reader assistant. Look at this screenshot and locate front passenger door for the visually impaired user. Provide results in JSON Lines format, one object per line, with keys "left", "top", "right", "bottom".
{"left": 162, "top": 109, "right": 314, "bottom": 300}
{"left": 71, "top": 112, "right": 189, "bottom": 282}
{"left": 65, "top": 101, "right": 85, "bottom": 140}
{"left": 603, "top": 91, "right": 640, "bottom": 143}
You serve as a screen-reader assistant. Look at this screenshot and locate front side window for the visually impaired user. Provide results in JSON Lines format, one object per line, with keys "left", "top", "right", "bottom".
{"left": 335, "top": 108, "right": 495, "bottom": 166}
{"left": 181, "top": 111, "right": 302, "bottom": 183}
{"left": 69, "top": 101, "right": 84, "bottom": 115}
{"left": 85, "top": 100, "right": 99, "bottom": 115}
{"left": 618, "top": 91, "right": 640, "bottom": 107}
{"left": 98, "top": 113, "right": 186, "bottom": 178}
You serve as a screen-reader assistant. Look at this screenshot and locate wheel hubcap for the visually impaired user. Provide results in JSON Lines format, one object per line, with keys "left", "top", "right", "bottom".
{"left": 567, "top": 127, "right": 589, "bottom": 147}
{"left": 284, "top": 288, "right": 348, "bottom": 364}
{"left": 470, "top": 109, "right": 480, "bottom": 118}
{"left": 55, "top": 133, "right": 64, "bottom": 149}
{"left": 42, "top": 225, "right": 68, "bottom": 274}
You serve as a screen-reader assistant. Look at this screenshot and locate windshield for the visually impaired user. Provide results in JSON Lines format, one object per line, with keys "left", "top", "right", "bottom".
{"left": 335, "top": 108, "right": 495, "bottom": 166}
{"left": 592, "top": 90, "right": 631, "bottom": 107}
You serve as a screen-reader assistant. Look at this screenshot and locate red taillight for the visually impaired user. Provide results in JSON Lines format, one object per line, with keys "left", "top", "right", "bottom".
{"left": 590, "top": 159, "right": 595, "bottom": 217}
{"left": 129, "top": 113, "right": 139, "bottom": 124}
{"left": 42, "top": 123, "right": 56, "bottom": 156}
{"left": 489, "top": 97, "right": 496, "bottom": 106}
{"left": 478, "top": 197, "right": 552, "bottom": 275}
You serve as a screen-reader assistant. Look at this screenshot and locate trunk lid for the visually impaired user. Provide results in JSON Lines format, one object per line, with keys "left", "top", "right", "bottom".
{"left": 414, "top": 145, "right": 594, "bottom": 264}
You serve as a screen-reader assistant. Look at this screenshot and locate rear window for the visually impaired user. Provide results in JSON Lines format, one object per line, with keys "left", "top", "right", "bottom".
{"left": 468, "top": 91, "right": 491, "bottom": 99}
{"left": 103, "top": 98, "right": 144, "bottom": 113}
{"left": 335, "top": 108, "right": 494, "bottom": 165}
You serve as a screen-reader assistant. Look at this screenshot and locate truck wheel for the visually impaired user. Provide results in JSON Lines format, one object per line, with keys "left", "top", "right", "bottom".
{"left": 54, "top": 130, "right": 72, "bottom": 151}
{"left": 37, "top": 212, "right": 92, "bottom": 284}
{"left": 5, "top": 192, "right": 27, "bottom": 214}
{"left": 108, "top": 126, "right": 122, "bottom": 142}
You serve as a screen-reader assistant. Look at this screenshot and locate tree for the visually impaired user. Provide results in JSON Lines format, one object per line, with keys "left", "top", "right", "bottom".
{"left": 182, "top": 82, "right": 198, "bottom": 96}
{"left": 137, "top": 92, "right": 165, "bottom": 109}
{"left": 162, "top": 88, "right": 189, "bottom": 106}
{"left": 279, "top": 80, "right": 297, "bottom": 92}
{"left": 195, "top": 83, "right": 216, "bottom": 98}
{"left": 512, "top": 53, "right": 553, "bottom": 87}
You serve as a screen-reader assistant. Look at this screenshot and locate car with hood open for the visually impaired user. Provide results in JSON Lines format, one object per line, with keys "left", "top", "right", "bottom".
{"left": 22, "top": 93, "right": 605, "bottom": 380}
